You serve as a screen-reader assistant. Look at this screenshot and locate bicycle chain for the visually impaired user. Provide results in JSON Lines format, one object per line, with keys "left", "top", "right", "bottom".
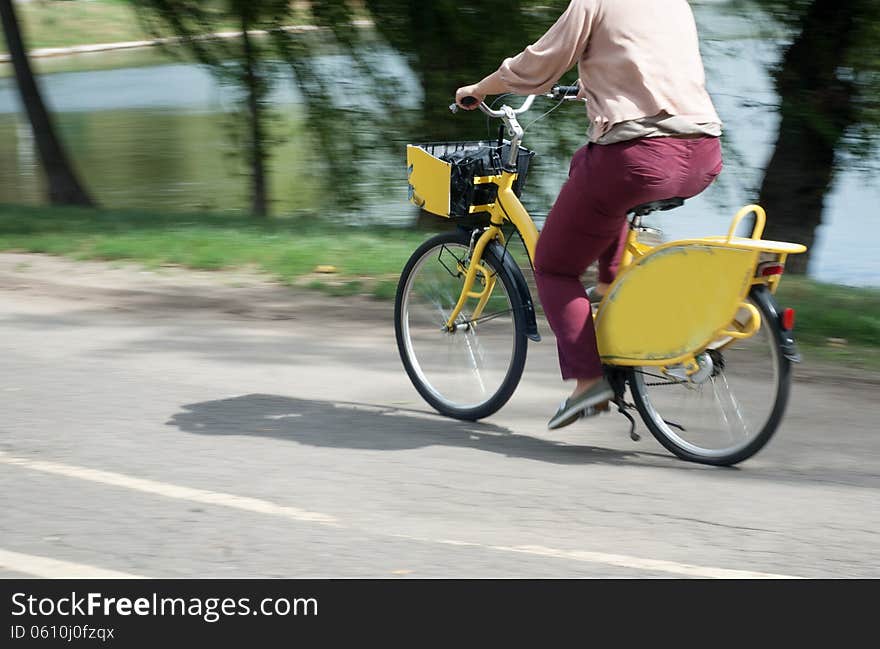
{"left": 634, "top": 371, "right": 688, "bottom": 387}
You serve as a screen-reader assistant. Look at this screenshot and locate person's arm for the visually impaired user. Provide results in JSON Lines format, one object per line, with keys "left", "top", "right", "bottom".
{"left": 455, "top": 71, "right": 507, "bottom": 109}
{"left": 456, "top": 0, "right": 595, "bottom": 109}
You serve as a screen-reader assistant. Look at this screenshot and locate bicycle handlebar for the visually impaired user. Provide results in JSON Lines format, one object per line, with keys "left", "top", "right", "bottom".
{"left": 449, "top": 94, "right": 536, "bottom": 117}
{"left": 550, "top": 84, "right": 581, "bottom": 100}
{"left": 449, "top": 84, "right": 583, "bottom": 116}
{"left": 447, "top": 84, "right": 584, "bottom": 169}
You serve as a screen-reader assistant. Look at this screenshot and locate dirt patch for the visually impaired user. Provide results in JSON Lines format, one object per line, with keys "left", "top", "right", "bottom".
{"left": 2, "top": 252, "right": 877, "bottom": 385}
{"left": 0, "top": 252, "right": 391, "bottom": 326}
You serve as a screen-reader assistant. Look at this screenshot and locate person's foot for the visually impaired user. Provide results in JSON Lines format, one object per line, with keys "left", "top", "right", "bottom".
{"left": 547, "top": 378, "right": 615, "bottom": 430}
{"left": 586, "top": 285, "right": 604, "bottom": 303}
{"left": 587, "top": 282, "right": 610, "bottom": 312}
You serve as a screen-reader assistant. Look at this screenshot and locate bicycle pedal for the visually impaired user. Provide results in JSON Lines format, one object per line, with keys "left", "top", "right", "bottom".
{"left": 582, "top": 400, "right": 611, "bottom": 417}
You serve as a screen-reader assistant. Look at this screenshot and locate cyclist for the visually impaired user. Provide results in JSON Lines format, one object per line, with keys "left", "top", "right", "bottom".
{"left": 455, "top": 0, "right": 724, "bottom": 429}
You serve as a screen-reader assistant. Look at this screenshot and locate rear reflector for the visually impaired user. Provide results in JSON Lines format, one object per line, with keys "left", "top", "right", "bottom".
{"left": 760, "top": 263, "right": 785, "bottom": 277}
{"left": 781, "top": 308, "right": 795, "bottom": 331}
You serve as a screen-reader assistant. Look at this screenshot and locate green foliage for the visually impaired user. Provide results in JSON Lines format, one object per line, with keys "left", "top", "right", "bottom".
{"left": 361, "top": 0, "right": 570, "bottom": 133}
{"left": 0, "top": 0, "right": 149, "bottom": 52}
{"left": 741, "top": 0, "right": 880, "bottom": 164}
{"left": 0, "top": 202, "right": 429, "bottom": 290}
{"left": 2, "top": 204, "right": 879, "bottom": 359}
{"left": 133, "top": 1, "right": 378, "bottom": 214}
{"left": 776, "top": 277, "right": 880, "bottom": 347}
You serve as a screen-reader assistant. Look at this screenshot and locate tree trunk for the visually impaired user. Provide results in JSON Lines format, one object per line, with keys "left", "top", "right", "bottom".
{"left": 758, "top": 115, "right": 837, "bottom": 274}
{"left": 241, "top": 18, "right": 268, "bottom": 217}
{"left": 0, "top": 0, "right": 94, "bottom": 207}
{"left": 758, "top": 0, "right": 857, "bottom": 274}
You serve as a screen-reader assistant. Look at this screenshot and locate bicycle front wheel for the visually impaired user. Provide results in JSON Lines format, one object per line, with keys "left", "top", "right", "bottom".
{"left": 394, "top": 230, "right": 529, "bottom": 421}
{"left": 628, "top": 286, "right": 791, "bottom": 466}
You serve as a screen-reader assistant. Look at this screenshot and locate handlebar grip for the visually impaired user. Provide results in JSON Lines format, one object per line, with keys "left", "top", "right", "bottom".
{"left": 551, "top": 84, "right": 580, "bottom": 99}
{"left": 450, "top": 95, "right": 480, "bottom": 114}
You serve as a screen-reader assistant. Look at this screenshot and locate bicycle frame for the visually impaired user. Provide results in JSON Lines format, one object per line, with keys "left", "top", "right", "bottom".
{"left": 439, "top": 175, "right": 805, "bottom": 374}
{"left": 442, "top": 170, "right": 538, "bottom": 330}
{"left": 408, "top": 96, "right": 807, "bottom": 376}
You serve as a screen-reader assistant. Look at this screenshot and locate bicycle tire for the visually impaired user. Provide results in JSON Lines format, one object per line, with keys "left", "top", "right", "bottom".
{"left": 628, "top": 285, "right": 792, "bottom": 466}
{"left": 394, "top": 229, "right": 529, "bottom": 421}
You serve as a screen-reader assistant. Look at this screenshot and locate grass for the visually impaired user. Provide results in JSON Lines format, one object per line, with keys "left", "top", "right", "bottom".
{"left": 775, "top": 277, "right": 880, "bottom": 371}
{"left": 0, "top": 203, "right": 429, "bottom": 300}
{"left": 1, "top": 203, "right": 878, "bottom": 368}
{"left": 4, "top": 1, "right": 152, "bottom": 53}
{"left": 775, "top": 278, "right": 880, "bottom": 348}
{"left": 1, "top": 1, "right": 361, "bottom": 55}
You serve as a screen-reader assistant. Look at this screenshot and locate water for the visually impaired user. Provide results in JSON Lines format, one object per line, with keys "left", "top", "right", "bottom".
{"left": 0, "top": 2, "right": 877, "bottom": 286}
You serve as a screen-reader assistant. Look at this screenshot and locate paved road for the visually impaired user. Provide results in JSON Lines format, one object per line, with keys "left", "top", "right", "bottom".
{"left": 1, "top": 253, "right": 878, "bottom": 578}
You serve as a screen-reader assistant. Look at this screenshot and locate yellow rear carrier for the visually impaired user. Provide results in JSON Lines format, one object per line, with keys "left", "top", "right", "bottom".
{"left": 595, "top": 205, "right": 807, "bottom": 367}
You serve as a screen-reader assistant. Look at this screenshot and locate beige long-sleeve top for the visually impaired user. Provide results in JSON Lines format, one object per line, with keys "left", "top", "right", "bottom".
{"left": 497, "top": 0, "right": 721, "bottom": 142}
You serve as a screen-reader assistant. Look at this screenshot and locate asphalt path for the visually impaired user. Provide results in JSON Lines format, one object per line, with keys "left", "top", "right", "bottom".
{"left": 1, "top": 253, "right": 878, "bottom": 578}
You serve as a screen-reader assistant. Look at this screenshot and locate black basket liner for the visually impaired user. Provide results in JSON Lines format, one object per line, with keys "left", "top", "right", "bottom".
{"left": 416, "top": 140, "right": 535, "bottom": 217}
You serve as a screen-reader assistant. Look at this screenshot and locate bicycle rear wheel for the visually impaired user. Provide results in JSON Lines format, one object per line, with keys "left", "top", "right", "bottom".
{"left": 628, "top": 286, "right": 791, "bottom": 466}
{"left": 394, "top": 230, "right": 528, "bottom": 421}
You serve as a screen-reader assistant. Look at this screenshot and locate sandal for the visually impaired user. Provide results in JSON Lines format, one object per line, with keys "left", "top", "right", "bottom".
{"left": 547, "top": 378, "right": 614, "bottom": 430}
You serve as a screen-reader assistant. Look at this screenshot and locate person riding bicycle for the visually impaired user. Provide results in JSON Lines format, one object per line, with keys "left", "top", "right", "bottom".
{"left": 455, "top": 0, "right": 724, "bottom": 430}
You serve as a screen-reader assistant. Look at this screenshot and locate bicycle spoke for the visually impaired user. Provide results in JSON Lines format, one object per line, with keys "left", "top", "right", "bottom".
{"left": 396, "top": 236, "right": 525, "bottom": 416}
{"left": 459, "top": 308, "right": 517, "bottom": 327}
{"left": 710, "top": 377, "right": 734, "bottom": 443}
{"left": 461, "top": 330, "right": 488, "bottom": 395}
{"left": 629, "top": 292, "right": 785, "bottom": 464}
{"left": 717, "top": 372, "right": 750, "bottom": 439}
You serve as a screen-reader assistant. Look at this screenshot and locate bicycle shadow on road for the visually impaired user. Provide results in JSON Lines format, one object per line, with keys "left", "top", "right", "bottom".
{"left": 167, "top": 394, "right": 674, "bottom": 467}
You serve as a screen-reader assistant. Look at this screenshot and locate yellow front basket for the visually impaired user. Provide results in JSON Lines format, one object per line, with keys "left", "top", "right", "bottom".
{"left": 406, "top": 141, "right": 534, "bottom": 218}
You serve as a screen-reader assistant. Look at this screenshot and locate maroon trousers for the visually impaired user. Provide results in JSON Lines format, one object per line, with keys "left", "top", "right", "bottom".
{"left": 533, "top": 136, "right": 723, "bottom": 381}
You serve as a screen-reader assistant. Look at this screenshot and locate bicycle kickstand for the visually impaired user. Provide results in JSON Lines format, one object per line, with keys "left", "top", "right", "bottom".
{"left": 616, "top": 401, "right": 641, "bottom": 442}
{"left": 605, "top": 368, "right": 641, "bottom": 442}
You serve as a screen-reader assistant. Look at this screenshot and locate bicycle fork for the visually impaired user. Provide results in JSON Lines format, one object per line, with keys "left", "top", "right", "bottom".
{"left": 444, "top": 226, "right": 503, "bottom": 332}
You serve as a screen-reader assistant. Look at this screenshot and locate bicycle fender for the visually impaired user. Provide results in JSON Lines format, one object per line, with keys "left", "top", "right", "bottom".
{"left": 487, "top": 240, "right": 542, "bottom": 342}
{"left": 749, "top": 285, "right": 801, "bottom": 363}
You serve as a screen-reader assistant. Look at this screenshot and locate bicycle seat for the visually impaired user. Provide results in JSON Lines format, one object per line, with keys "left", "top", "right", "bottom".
{"left": 628, "top": 198, "right": 685, "bottom": 217}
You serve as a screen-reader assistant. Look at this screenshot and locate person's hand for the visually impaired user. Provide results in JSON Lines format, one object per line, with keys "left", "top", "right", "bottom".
{"left": 455, "top": 84, "right": 484, "bottom": 110}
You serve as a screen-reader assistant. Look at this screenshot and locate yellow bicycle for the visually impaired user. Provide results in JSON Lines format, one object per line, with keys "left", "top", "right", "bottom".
{"left": 395, "top": 89, "right": 807, "bottom": 465}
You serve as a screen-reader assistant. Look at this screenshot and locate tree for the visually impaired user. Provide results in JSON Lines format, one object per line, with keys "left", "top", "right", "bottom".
{"left": 751, "top": 0, "right": 880, "bottom": 273}
{"left": 362, "top": 0, "right": 570, "bottom": 138}
{"left": 360, "top": 0, "right": 577, "bottom": 219}
{"left": 135, "top": 1, "right": 295, "bottom": 217}
{"left": 137, "top": 1, "right": 578, "bottom": 216}
{"left": 0, "top": 0, "right": 95, "bottom": 206}
{"left": 136, "top": 0, "right": 391, "bottom": 217}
